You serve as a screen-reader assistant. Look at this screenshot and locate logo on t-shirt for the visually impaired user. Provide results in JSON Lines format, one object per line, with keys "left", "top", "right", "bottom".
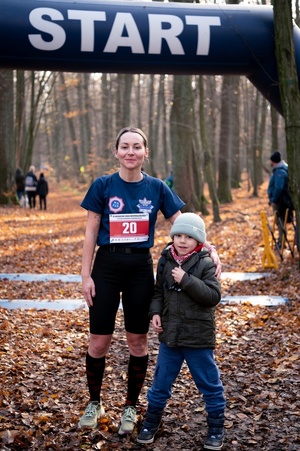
{"left": 137, "top": 197, "right": 154, "bottom": 214}
{"left": 109, "top": 196, "right": 125, "bottom": 213}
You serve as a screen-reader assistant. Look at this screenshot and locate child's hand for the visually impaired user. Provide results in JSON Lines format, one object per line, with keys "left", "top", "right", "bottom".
{"left": 151, "top": 314, "right": 163, "bottom": 333}
{"left": 172, "top": 266, "right": 185, "bottom": 284}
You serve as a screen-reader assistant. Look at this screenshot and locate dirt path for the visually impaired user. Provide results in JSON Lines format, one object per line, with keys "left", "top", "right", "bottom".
{"left": 0, "top": 183, "right": 299, "bottom": 450}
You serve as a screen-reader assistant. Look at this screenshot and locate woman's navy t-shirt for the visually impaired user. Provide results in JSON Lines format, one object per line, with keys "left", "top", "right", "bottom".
{"left": 81, "top": 172, "right": 185, "bottom": 248}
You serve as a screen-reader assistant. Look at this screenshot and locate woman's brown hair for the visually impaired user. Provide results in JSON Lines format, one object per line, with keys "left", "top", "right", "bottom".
{"left": 115, "top": 126, "right": 148, "bottom": 149}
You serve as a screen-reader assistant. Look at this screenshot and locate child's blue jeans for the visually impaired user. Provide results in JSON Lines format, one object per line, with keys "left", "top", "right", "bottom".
{"left": 147, "top": 342, "right": 226, "bottom": 414}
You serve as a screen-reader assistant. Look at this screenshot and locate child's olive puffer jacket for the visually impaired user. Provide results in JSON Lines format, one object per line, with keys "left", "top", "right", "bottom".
{"left": 149, "top": 245, "right": 221, "bottom": 349}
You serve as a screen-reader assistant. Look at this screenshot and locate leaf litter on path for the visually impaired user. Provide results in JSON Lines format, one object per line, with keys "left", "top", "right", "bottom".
{"left": 0, "top": 181, "right": 299, "bottom": 450}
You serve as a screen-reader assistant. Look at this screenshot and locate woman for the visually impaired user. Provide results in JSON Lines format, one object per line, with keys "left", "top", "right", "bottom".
{"left": 78, "top": 126, "right": 221, "bottom": 435}
{"left": 25, "top": 165, "right": 38, "bottom": 209}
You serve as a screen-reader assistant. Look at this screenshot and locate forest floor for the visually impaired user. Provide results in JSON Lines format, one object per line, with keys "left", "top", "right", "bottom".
{"left": 0, "top": 178, "right": 299, "bottom": 450}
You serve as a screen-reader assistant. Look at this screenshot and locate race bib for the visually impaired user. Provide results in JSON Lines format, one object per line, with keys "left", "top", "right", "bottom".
{"left": 109, "top": 213, "right": 149, "bottom": 243}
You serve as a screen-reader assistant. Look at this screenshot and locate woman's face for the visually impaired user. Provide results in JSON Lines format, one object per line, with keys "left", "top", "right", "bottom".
{"left": 115, "top": 132, "right": 148, "bottom": 170}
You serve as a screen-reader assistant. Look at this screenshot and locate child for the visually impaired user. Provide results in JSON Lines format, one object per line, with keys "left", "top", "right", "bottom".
{"left": 137, "top": 213, "right": 226, "bottom": 450}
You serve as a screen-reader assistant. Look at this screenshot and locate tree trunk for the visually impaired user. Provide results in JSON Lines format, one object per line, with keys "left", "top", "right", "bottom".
{"left": 230, "top": 76, "right": 241, "bottom": 189}
{"left": 15, "top": 70, "right": 26, "bottom": 171}
{"left": 218, "top": 76, "right": 232, "bottom": 203}
{"left": 83, "top": 73, "right": 92, "bottom": 177}
{"left": 101, "top": 73, "right": 113, "bottom": 163}
{"left": 116, "top": 74, "right": 132, "bottom": 131}
{"left": 252, "top": 92, "right": 266, "bottom": 195}
{"left": 199, "top": 75, "right": 221, "bottom": 222}
{"left": 157, "top": 75, "right": 171, "bottom": 177}
{"left": 171, "top": 75, "right": 200, "bottom": 211}
{"left": 257, "top": 95, "right": 267, "bottom": 186}
{"left": 271, "top": 106, "right": 279, "bottom": 152}
{"left": 49, "top": 81, "right": 66, "bottom": 182}
{"left": 59, "top": 72, "right": 81, "bottom": 177}
{"left": 148, "top": 74, "right": 157, "bottom": 176}
{"left": 0, "top": 70, "right": 14, "bottom": 203}
{"left": 273, "top": 0, "right": 300, "bottom": 253}
{"left": 251, "top": 91, "right": 260, "bottom": 197}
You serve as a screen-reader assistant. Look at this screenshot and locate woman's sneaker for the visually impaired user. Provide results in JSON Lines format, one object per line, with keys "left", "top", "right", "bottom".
{"left": 78, "top": 400, "right": 105, "bottom": 429}
{"left": 118, "top": 406, "right": 136, "bottom": 435}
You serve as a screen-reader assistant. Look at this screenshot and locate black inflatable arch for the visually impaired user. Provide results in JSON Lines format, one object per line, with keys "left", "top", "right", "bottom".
{"left": 1, "top": 0, "right": 300, "bottom": 113}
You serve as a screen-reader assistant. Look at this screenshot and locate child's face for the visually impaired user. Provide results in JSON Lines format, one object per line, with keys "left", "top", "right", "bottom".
{"left": 173, "top": 234, "right": 198, "bottom": 256}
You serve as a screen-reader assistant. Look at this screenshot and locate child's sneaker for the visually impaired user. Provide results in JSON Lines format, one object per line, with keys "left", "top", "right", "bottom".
{"left": 118, "top": 406, "right": 136, "bottom": 435}
{"left": 137, "top": 407, "right": 163, "bottom": 444}
{"left": 78, "top": 400, "right": 105, "bottom": 429}
{"left": 203, "top": 432, "right": 224, "bottom": 450}
{"left": 203, "top": 412, "right": 224, "bottom": 450}
{"left": 137, "top": 423, "right": 160, "bottom": 444}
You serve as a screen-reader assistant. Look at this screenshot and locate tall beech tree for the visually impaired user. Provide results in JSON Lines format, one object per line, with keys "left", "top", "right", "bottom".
{"left": 273, "top": 0, "right": 300, "bottom": 252}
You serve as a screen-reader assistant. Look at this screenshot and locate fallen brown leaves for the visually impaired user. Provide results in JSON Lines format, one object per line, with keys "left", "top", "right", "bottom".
{"left": 0, "top": 180, "right": 299, "bottom": 450}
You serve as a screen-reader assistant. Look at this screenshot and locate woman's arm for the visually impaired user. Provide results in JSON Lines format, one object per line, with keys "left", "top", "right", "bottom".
{"left": 167, "top": 211, "right": 181, "bottom": 224}
{"left": 81, "top": 210, "right": 101, "bottom": 307}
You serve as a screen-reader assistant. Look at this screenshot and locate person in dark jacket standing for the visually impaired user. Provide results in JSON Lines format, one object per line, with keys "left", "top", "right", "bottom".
{"left": 25, "top": 165, "right": 38, "bottom": 209}
{"left": 15, "top": 168, "right": 25, "bottom": 204}
{"left": 267, "top": 151, "right": 293, "bottom": 245}
{"left": 137, "top": 213, "right": 226, "bottom": 450}
{"left": 37, "top": 173, "right": 49, "bottom": 210}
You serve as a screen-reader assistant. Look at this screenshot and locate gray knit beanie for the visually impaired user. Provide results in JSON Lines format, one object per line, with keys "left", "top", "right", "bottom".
{"left": 170, "top": 213, "right": 206, "bottom": 243}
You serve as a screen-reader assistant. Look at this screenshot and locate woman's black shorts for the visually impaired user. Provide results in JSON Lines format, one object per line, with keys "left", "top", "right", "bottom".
{"left": 89, "top": 247, "right": 154, "bottom": 335}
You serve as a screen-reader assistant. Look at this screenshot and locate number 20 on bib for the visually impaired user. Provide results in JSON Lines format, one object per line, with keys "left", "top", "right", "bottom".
{"left": 109, "top": 213, "right": 149, "bottom": 243}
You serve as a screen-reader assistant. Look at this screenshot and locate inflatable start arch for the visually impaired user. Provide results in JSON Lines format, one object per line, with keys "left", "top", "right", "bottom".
{"left": 1, "top": 0, "right": 300, "bottom": 113}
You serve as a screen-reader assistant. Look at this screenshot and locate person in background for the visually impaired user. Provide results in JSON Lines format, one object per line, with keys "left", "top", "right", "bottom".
{"left": 137, "top": 213, "right": 226, "bottom": 450}
{"left": 37, "top": 173, "right": 49, "bottom": 210}
{"left": 25, "top": 165, "right": 38, "bottom": 209}
{"left": 78, "top": 126, "right": 222, "bottom": 437}
{"left": 15, "top": 168, "right": 25, "bottom": 204}
{"left": 164, "top": 169, "right": 173, "bottom": 190}
{"left": 267, "top": 151, "right": 294, "bottom": 246}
